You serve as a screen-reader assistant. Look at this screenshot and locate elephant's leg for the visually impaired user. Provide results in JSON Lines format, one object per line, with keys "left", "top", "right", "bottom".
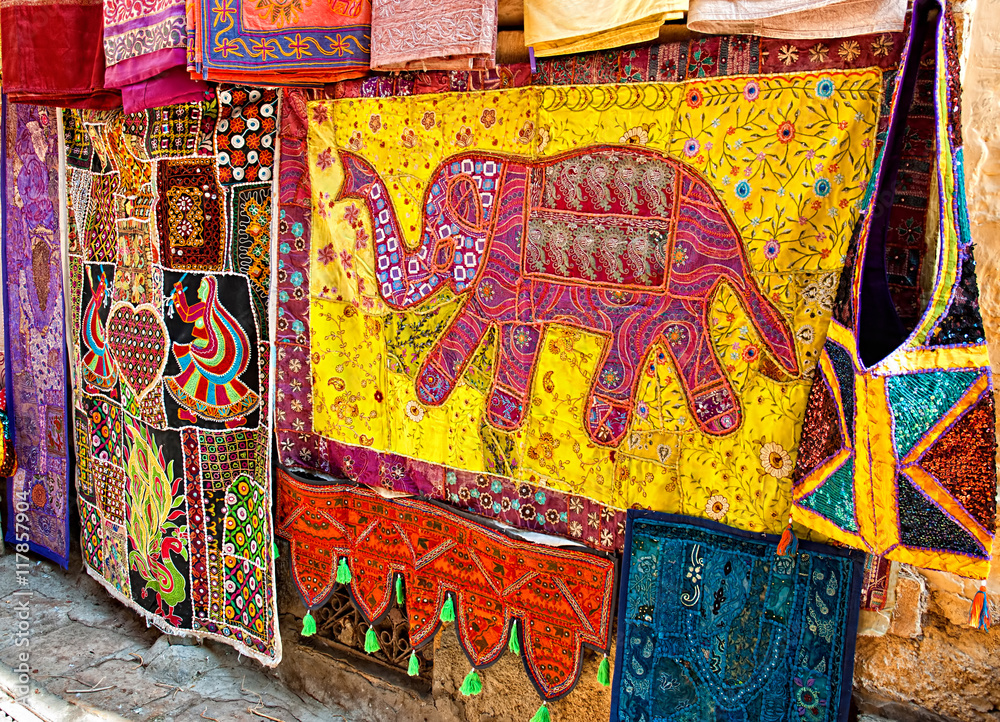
{"left": 486, "top": 322, "right": 542, "bottom": 431}
{"left": 585, "top": 334, "right": 638, "bottom": 447}
{"left": 661, "top": 302, "right": 740, "bottom": 435}
{"left": 415, "top": 304, "right": 489, "bottom": 406}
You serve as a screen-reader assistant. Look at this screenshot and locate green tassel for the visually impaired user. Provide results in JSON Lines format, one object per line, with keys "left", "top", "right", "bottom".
{"left": 597, "top": 655, "right": 610, "bottom": 687}
{"left": 407, "top": 650, "right": 420, "bottom": 677}
{"left": 301, "top": 610, "right": 316, "bottom": 637}
{"left": 336, "top": 557, "right": 352, "bottom": 584}
{"left": 440, "top": 595, "right": 455, "bottom": 623}
{"left": 509, "top": 620, "right": 521, "bottom": 656}
{"left": 396, "top": 575, "right": 405, "bottom": 606}
{"left": 459, "top": 668, "right": 482, "bottom": 696}
{"left": 530, "top": 703, "right": 550, "bottom": 722}
{"left": 272, "top": 542, "right": 279, "bottom": 559}
{"left": 364, "top": 626, "right": 380, "bottom": 654}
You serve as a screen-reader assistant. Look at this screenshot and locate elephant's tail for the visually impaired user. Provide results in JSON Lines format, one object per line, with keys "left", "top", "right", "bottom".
{"left": 740, "top": 283, "right": 800, "bottom": 377}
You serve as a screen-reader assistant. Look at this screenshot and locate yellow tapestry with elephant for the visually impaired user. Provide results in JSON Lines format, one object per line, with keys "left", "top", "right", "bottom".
{"left": 304, "top": 70, "right": 883, "bottom": 536}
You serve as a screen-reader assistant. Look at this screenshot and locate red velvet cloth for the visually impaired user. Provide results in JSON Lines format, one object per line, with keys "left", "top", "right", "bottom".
{"left": 1, "top": 0, "right": 121, "bottom": 108}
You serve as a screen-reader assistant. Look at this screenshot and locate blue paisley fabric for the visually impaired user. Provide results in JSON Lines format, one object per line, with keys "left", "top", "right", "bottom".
{"left": 612, "top": 510, "right": 863, "bottom": 722}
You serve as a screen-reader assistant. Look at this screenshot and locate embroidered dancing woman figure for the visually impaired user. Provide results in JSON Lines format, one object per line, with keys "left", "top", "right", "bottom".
{"left": 164, "top": 276, "right": 259, "bottom": 428}
{"left": 82, "top": 267, "right": 117, "bottom": 393}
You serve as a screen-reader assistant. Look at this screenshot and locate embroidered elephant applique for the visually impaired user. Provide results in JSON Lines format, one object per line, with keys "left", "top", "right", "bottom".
{"left": 339, "top": 145, "right": 799, "bottom": 446}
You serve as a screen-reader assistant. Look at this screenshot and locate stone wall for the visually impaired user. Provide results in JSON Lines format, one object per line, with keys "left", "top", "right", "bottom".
{"left": 852, "top": 2, "right": 1000, "bottom": 720}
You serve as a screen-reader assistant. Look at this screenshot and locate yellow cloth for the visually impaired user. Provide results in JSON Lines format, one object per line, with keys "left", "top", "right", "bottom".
{"left": 524, "top": 0, "right": 687, "bottom": 57}
{"left": 306, "top": 70, "right": 884, "bottom": 536}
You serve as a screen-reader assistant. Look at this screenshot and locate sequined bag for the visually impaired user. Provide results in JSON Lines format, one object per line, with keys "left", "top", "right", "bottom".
{"left": 791, "top": 0, "right": 997, "bottom": 580}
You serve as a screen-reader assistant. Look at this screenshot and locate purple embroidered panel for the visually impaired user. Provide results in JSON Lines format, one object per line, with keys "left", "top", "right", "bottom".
{"left": 2, "top": 98, "right": 71, "bottom": 567}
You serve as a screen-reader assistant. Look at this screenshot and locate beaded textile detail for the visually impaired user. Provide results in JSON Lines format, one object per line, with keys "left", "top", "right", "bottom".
{"left": 611, "top": 510, "right": 863, "bottom": 722}
{"left": 792, "top": 3, "right": 997, "bottom": 580}
{"left": 276, "top": 468, "right": 616, "bottom": 700}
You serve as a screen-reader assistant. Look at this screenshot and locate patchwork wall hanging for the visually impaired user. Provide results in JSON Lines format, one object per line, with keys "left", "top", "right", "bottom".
{"left": 62, "top": 89, "right": 281, "bottom": 664}
{"left": 612, "top": 509, "right": 863, "bottom": 722}
{"left": 187, "top": 0, "right": 372, "bottom": 84}
{"left": 275, "top": 32, "right": 912, "bottom": 551}
{"left": 791, "top": 2, "right": 998, "bottom": 580}
{"left": 2, "top": 100, "right": 71, "bottom": 567}
{"left": 275, "top": 467, "right": 617, "bottom": 701}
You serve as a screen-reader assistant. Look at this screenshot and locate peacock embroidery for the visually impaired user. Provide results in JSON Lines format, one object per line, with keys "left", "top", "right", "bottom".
{"left": 124, "top": 420, "right": 188, "bottom": 626}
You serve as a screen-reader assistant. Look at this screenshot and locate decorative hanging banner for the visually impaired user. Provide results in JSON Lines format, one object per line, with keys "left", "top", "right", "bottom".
{"left": 275, "top": 33, "right": 911, "bottom": 551}
{"left": 2, "top": 99, "right": 70, "bottom": 566}
{"left": 612, "top": 509, "right": 863, "bottom": 722}
{"left": 276, "top": 467, "right": 616, "bottom": 700}
{"left": 791, "top": 2, "right": 998, "bottom": 580}
{"left": 63, "top": 89, "right": 281, "bottom": 664}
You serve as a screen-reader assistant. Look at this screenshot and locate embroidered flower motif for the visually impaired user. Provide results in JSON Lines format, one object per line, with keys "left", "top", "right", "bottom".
{"left": 368, "top": 114, "right": 382, "bottom": 133}
{"left": 778, "top": 44, "right": 799, "bottom": 65}
{"left": 535, "top": 126, "right": 550, "bottom": 153}
{"left": 808, "top": 43, "right": 829, "bottom": 63}
{"left": 741, "top": 345, "right": 759, "bottom": 363}
{"left": 838, "top": 40, "right": 861, "bottom": 62}
{"left": 455, "top": 126, "right": 474, "bottom": 147}
{"left": 815, "top": 78, "right": 835, "bottom": 99}
{"left": 517, "top": 120, "right": 535, "bottom": 144}
{"left": 760, "top": 441, "right": 793, "bottom": 478}
{"left": 316, "top": 243, "right": 336, "bottom": 265}
{"left": 620, "top": 125, "right": 650, "bottom": 145}
{"left": 871, "top": 34, "right": 892, "bottom": 57}
{"left": 705, "top": 494, "right": 730, "bottom": 520}
{"left": 344, "top": 204, "right": 360, "bottom": 226}
{"left": 683, "top": 138, "right": 700, "bottom": 157}
{"left": 793, "top": 676, "right": 828, "bottom": 721}
{"left": 312, "top": 104, "right": 329, "bottom": 124}
{"left": 527, "top": 432, "right": 559, "bottom": 461}
{"left": 665, "top": 326, "right": 684, "bottom": 345}
{"left": 421, "top": 111, "right": 436, "bottom": 130}
{"left": 400, "top": 128, "right": 417, "bottom": 148}
{"left": 316, "top": 147, "right": 334, "bottom": 170}
{"left": 347, "top": 131, "right": 363, "bottom": 151}
{"left": 735, "top": 180, "right": 752, "bottom": 199}
{"left": 480, "top": 108, "right": 496, "bottom": 128}
{"left": 569, "top": 521, "right": 583, "bottom": 538}
{"left": 776, "top": 121, "right": 796, "bottom": 144}
{"left": 764, "top": 239, "right": 781, "bottom": 260}
{"left": 404, "top": 400, "right": 425, "bottom": 422}
{"left": 814, "top": 178, "right": 831, "bottom": 197}
{"left": 685, "top": 87, "right": 703, "bottom": 108}
{"left": 742, "top": 80, "right": 760, "bottom": 102}
{"left": 513, "top": 326, "right": 535, "bottom": 350}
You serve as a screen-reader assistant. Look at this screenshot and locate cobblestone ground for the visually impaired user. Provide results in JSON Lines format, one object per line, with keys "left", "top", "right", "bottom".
{"left": 0, "top": 549, "right": 355, "bottom": 722}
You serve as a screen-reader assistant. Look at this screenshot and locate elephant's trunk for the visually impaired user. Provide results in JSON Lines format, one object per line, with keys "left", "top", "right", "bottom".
{"left": 336, "top": 149, "right": 438, "bottom": 308}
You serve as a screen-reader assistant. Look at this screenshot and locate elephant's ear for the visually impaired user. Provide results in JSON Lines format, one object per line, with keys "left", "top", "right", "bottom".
{"left": 446, "top": 174, "right": 484, "bottom": 232}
